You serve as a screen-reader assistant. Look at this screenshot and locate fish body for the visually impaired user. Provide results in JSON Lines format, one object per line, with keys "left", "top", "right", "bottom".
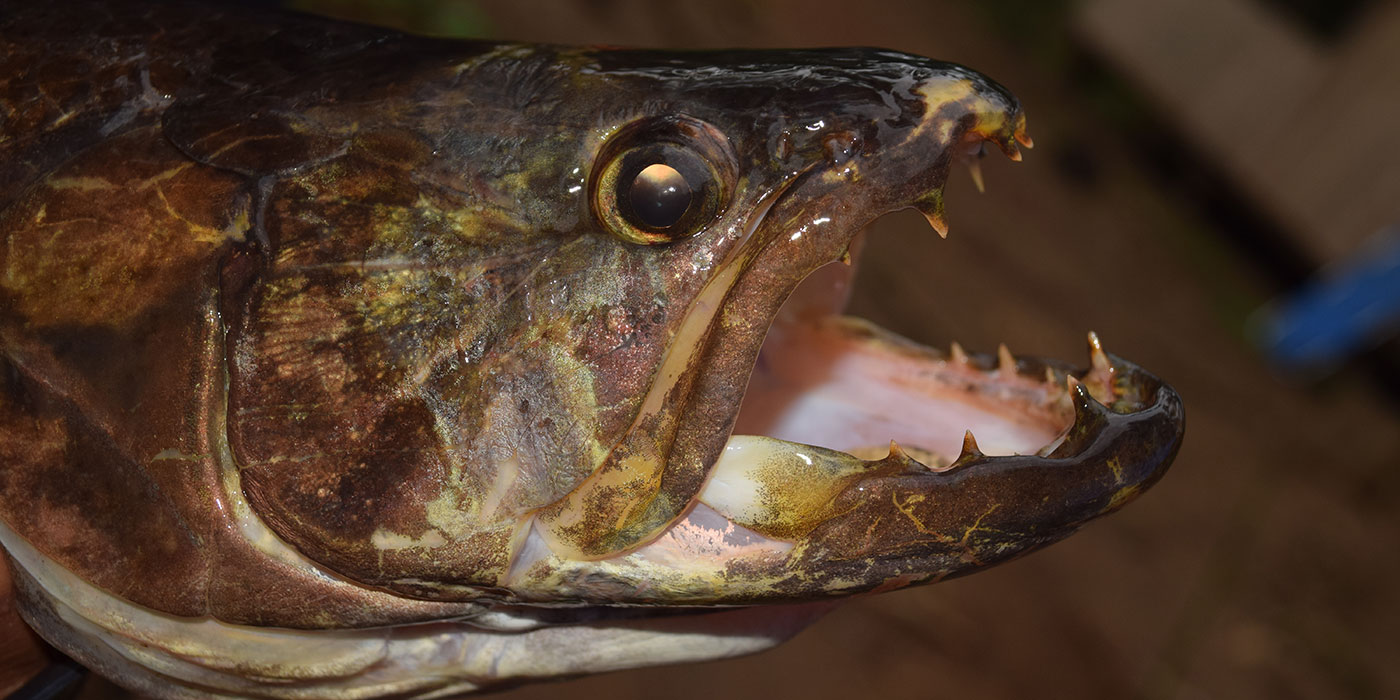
{"left": 0, "top": 1, "right": 1183, "bottom": 697}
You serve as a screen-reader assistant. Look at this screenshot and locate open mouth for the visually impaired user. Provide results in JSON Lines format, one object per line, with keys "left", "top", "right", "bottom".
{"left": 713, "top": 257, "right": 1139, "bottom": 532}
{"left": 503, "top": 73, "right": 1185, "bottom": 605}
{"left": 508, "top": 144, "right": 1184, "bottom": 606}
{"left": 734, "top": 249, "right": 1081, "bottom": 466}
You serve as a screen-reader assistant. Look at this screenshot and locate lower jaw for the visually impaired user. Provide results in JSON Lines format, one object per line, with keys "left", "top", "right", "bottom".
{"left": 499, "top": 302, "right": 1092, "bottom": 599}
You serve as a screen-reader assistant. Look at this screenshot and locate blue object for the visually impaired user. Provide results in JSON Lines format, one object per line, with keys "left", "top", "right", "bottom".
{"left": 1254, "top": 227, "right": 1400, "bottom": 372}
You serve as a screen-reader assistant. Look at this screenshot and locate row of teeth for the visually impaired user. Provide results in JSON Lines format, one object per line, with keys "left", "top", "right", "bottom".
{"left": 911, "top": 126, "right": 1034, "bottom": 240}
{"left": 889, "top": 332, "right": 1121, "bottom": 470}
{"left": 857, "top": 122, "right": 1104, "bottom": 470}
{"left": 944, "top": 331, "right": 1116, "bottom": 395}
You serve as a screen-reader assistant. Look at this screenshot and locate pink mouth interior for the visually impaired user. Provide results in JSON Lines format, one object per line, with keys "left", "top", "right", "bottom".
{"left": 732, "top": 260, "right": 1073, "bottom": 463}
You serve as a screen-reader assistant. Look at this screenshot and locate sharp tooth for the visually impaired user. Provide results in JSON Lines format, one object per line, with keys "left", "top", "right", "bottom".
{"left": 886, "top": 440, "right": 909, "bottom": 461}
{"left": 997, "top": 343, "right": 1016, "bottom": 378}
{"left": 949, "top": 341, "right": 969, "bottom": 366}
{"left": 1064, "top": 374, "right": 1082, "bottom": 406}
{"left": 960, "top": 430, "right": 984, "bottom": 457}
{"left": 914, "top": 190, "right": 948, "bottom": 238}
{"left": 1087, "top": 331, "right": 1111, "bottom": 373}
{"left": 1014, "top": 120, "right": 1034, "bottom": 149}
{"left": 1050, "top": 376, "right": 1111, "bottom": 453}
{"left": 950, "top": 430, "right": 985, "bottom": 469}
{"left": 967, "top": 160, "right": 986, "bottom": 194}
{"left": 995, "top": 136, "right": 1023, "bottom": 161}
{"left": 1044, "top": 367, "right": 1058, "bottom": 385}
{"left": 1085, "top": 331, "right": 1116, "bottom": 400}
{"left": 923, "top": 211, "right": 949, "bottom": 238}
{"left": 1069, "top": 379, "right": 1109, "bottom": 420}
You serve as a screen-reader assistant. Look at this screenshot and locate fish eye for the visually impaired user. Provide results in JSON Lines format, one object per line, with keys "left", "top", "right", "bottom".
{"left": 628, "top": 163, "right": 693, "bottom": 229}
{"left": 590, "top": 117, "right": 735, "bottom": 245}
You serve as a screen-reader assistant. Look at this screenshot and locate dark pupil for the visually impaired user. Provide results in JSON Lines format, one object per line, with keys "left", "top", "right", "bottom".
{"left": 629, "top": 163, "right": 693, "bottom": 229}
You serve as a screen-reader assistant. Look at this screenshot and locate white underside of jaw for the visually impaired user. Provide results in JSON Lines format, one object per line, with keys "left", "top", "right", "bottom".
{"left": 1, "top": 517, "right": 816, "bottom": 699}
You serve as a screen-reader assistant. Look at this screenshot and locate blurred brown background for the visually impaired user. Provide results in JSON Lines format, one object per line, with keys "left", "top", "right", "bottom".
{"left": 309, "top": 0, "right": 1400, "bottom": 698}
{"left": 82, "top": 0, "right": 1400, "bottom": 697}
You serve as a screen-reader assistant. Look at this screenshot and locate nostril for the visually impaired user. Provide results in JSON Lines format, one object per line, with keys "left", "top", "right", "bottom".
{"left": 822, "top": 130, "right": 860, "bottom": 167}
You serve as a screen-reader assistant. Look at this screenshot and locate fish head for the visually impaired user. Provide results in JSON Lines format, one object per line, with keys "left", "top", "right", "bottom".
{"left": 310, "top": 46, "right": 1177, "bottom": 604}
{"left": 201, "top": 45, "right": 1098, "bottom": 604}
{"left": 0, "top": 14, "right": 1183, "bottom": 694}
{"left": 520, "top": 47, "right": 1044, "bottom": 561}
